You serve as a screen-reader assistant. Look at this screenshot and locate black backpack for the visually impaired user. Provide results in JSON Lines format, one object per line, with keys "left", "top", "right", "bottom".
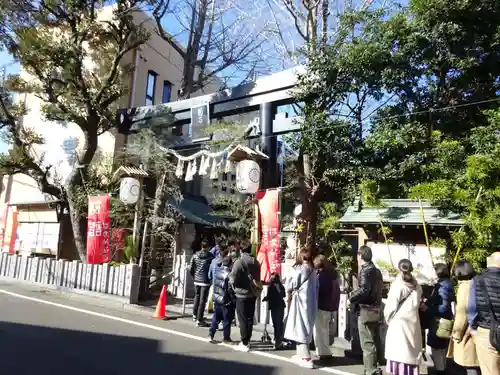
{"left": 479, "top": 279, "right": 500, "bottom": 351}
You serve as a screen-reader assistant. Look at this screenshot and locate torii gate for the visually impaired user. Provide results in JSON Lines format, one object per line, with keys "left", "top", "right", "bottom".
{"left": 115, "top": 66, "right": 304, "bottom": 190}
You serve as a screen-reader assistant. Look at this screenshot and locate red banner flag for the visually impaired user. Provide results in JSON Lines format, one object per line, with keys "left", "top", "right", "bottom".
{"left": 86, "top": 195, "right": 111, "bottom": 264}
{"left": 256, "top": 189, "right": 281, "bottom": 283}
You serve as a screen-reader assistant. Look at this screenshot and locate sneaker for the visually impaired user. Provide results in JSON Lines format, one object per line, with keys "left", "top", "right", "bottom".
{"left": 222, "top": 338, "right": 233, "bottom": 344}
{"left": 196, "top": 321, "right": 209, "bottom": 327}
{"left": 192, "top": 315, "right": 197, "bottom": 322}
{"left": 298, "top": 358, "right": 314, "bottom": 369}
{"left": 207, "top": 334, "right": 215, "bottom": 343}
{"left": 235, "top": 342, "right": 250, "bottom": 352}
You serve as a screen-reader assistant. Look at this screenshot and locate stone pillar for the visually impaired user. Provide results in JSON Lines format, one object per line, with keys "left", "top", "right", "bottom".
{"left": 7, "top": 255, "right": 17, "bottom": 279}
{"left": 175, "top": 254, "right": 194, "bottom": 299}
{"left": 258, "top": 285, "right": 269, "bottom": 325}
{"left": 30, "top": 257, "right": 41, "bottom": 282}
{"left": 92, "top": 265, "right": 100, "bottom": 292}
{"left": 100, "top": 264, "right": 110, "bottom": 294}
{"left": 19, "top": 256, "right": 28, "bottom": 280}
{"left": 63, "top": 260, "right": 71, "bottom": 287}
{"left": 111, "top": 266, "right": 119, "bottom": 294}
{"left": 2, "top": 253, "right": 10, "bottom": 276}
{"left": 71, "top": 261, "right": 80, "bottom": 288}
{"left": 48, "top": 259, "right": 56, "bottom": 284}
{"left": 338, "top": 294, "right": 348, "bottom": 339}
{"left": 117, "top": 264, "right": 127, "bottom": 296}
{"left": 55, "top": 260, "right": 67, "bottom": 287}
{"left": 0, "top": 252, "right": 6, "bottom": 275}
{"left": 126, "top": 264, "right": 141, "bottom": 304}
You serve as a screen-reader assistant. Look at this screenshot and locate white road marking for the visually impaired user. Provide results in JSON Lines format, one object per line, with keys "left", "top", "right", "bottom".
{"left": 0, "top": 288, "right": 358, "bottom": 375}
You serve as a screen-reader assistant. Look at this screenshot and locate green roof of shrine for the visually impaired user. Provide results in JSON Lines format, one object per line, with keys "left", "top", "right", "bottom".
{"left": 340, "top": 199, "right": 464, "bottom": 227}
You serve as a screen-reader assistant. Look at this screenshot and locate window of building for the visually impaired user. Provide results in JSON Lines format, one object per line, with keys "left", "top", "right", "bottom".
{"left": 162, "top": 81, "right": 172, "bottom": 103}
{"left": 145, "top": 71, "right": 157, "bottom": 106}
{"left": 221, "top": 172, "right": 228, "bottom": 192}
{"left": 172, "top": 125, "right": 183, "bottom": 136}
{"left": 230, "top": 173, "right": 236, "bottom": 194}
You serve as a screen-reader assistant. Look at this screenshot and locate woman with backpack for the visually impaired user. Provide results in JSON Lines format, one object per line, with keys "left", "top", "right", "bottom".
{"left": 384, "top": 259, "right": 423, "bottom": 375}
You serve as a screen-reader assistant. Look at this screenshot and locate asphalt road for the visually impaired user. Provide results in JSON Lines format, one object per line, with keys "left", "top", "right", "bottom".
{"left": 0, "top": 282, "right": 364, "bottom": 375}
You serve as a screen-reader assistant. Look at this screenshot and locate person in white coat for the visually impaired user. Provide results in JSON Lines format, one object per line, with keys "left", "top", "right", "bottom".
{"left": 284, "top": 248, "right": 319, "bottom": 369}
{"left": 384, "top": 259, "right": 423, "bottom": 375}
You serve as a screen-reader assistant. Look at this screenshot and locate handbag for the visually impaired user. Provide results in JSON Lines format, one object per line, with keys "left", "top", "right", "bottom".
{"left": 242, "top": 261, "right": 263, "bottom": 297}
{"left": 435, "top": 317, "right": 454, "bottom": 339}
{"left": 479, "top": 278, "right": 500, "bottom": 351}
{"left": 428, "top": 283, "right": 454, "bottom": 339}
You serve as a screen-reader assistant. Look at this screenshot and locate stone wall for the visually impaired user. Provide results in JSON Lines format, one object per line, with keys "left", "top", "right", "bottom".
{"left": 0, "top": 253, "right": 141, "bottom": 303}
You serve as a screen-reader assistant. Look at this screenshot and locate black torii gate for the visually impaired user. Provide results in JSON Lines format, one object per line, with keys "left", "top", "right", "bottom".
{"left": 115, "top": 66, "right": 304, "bottom": 190}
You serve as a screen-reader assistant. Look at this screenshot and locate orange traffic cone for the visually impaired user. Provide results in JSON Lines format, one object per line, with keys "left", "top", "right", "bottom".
{"left": 153, "top": 285, "right": 167, "bottom": 320}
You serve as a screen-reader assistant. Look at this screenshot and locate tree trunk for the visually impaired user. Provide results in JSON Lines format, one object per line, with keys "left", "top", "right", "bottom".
{"left": 299, "top": 196, "right": 318, "bottom": 247}
{"left": 67, "top": 195, "right": 87, "bottom": 262}
{"left": 65, "top": 129, "right": 99, "bottom": 263}
{"left": 149, "top": 171, "right": 167, "bottom": 285}
{"left": 298, "top": 152, "right": 319, "bottom": 249}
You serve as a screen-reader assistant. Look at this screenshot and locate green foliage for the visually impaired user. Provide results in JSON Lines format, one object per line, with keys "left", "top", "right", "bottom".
{"left": 324, "top": 239, "right": 354, "bottom": 289}
{"left": 70, "top": 152, "right": 134, "bottom": 228}
{"left": 429, "top": 237, "right": 447, "bottom": 249}
{"left": 0, "top": 0, "right": 149, "bottom": 260}
{"left": 123, "top": 234, "right": 135, "bottom": 263}
{"left": 376, "top": 260, "right": 398, "bottom": 278}
{"left": 298, "top": 0, "right": 500, "bottom": 268}
{"left": 317, "top": 202, "right": 340, "bottom": 238}
{"left": 363, "top": 0, "right": 500, "bottom": 196}
{"left": 409, "top": 108, "right": 500, "bottom": 268}
{"left": 211, "top": 195, "right": 254, "bottom": 238}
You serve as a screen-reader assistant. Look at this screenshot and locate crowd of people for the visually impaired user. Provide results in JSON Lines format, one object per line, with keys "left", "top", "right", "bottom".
{"left": 353, "top": 246, "right": 500, "bottom": 375}
{"left": 189, "top": 238, "right": 500, "bottom": 374}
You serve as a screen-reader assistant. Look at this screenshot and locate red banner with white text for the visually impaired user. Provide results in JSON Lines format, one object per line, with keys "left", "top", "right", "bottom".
{"left": 86, "top": 195, "right": 111, "bottom": 264}
{"left": 256, "top": 189, "right": 281, "bottom": 283}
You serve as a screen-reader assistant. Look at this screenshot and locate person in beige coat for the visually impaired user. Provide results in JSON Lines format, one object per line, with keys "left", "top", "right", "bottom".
{"left": 384, "top": 259, "right": 423, "bottom": 375}
{"left": 447, "top": 260, "right": 480, "bottom": 375}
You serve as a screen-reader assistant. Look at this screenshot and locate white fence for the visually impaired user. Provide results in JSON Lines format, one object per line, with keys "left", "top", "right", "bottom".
{"left": 0, "top": 253, "right": 141, "bottom": 303}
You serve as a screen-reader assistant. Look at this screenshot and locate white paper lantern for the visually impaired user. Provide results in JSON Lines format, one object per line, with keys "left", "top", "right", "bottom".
{"left": 119, "top": 177, "right": 141, "bottom": 205}
{"left": 236, "top": 159, "right": 261, "bottom": 194}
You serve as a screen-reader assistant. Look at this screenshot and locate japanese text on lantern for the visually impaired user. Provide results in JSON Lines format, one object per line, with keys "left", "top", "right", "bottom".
{"left": 86, "top": 195, "right": 111, "bottom": 264}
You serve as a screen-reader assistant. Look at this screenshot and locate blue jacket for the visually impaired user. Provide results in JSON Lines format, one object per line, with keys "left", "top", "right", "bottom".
{"left": 425, "top": 278, "right": 455, "bottom": 349}
{"left": 211, "top": 258, "right": 236, "bottom": 306}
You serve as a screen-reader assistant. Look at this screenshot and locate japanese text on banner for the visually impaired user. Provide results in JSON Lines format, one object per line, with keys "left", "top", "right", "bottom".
{"left": 86, "top": 195, "right": 111, "bottom": 264}
{"left": 256, "top": 189, "right": 281, "bottom": 283}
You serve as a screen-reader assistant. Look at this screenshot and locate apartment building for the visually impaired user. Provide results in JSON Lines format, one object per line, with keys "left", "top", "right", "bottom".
{"left": 0, "top": 6, "right": 219, "bottom": 256}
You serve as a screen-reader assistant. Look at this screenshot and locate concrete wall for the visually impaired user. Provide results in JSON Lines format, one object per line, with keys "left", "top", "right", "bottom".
{"left": 0, "top": 253, "right": 141, "bottom": 303}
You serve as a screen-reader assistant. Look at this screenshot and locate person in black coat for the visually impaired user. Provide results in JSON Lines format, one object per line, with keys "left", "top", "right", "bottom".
{"left": 190, "top": 239, "right": 214, "bottom": 326}
{"left": 420, "top": 263, "right": 455, "bottom": 375}
{"left": 208, "top": 256, "right": 236, "bottom": 343}
{"left": 263, "top": 272, "right": 286, "bottom": 349}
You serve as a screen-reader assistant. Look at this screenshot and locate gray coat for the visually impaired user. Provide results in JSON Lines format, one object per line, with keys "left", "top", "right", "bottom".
{"left": 229, "top": 253, "right": 260, "bottom": 299}
{"left": 284, "top": 264, "right": 318, "bottom": 344}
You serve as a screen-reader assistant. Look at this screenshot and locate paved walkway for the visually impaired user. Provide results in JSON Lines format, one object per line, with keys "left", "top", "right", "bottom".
{"left": 0, "top": 281, "right": 366, "bottom": 375}
{"left": 0, "top": 281, "right": 465, "bottom": 375}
